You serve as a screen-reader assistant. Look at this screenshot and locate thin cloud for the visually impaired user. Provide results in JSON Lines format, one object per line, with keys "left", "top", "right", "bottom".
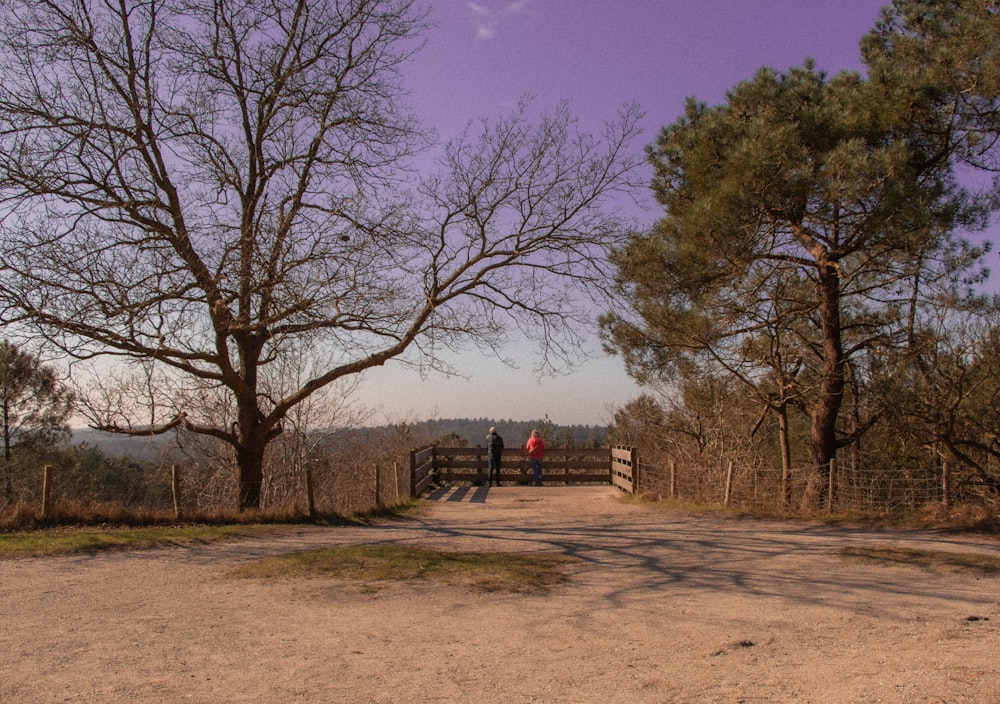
{"left": 467, "top": 1, "right": 531, "bottom": 41}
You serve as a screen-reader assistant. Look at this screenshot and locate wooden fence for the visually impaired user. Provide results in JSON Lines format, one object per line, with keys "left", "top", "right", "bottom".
{"left": 611, "top": 446, "right": 637, "bottom": 494}
{"left": 4, "top": 458, "right": 413, "bottom": 521}
{"left": 409, "top": 446, "right": 640, "bottom": 496}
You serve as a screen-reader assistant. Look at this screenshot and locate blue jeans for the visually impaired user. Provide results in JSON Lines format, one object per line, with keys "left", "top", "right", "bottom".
{"left": 487, "top": 457, "right": 501, "bottom": 485}
{"left": 529, "top": 458, "right": 543, "bottom": 486}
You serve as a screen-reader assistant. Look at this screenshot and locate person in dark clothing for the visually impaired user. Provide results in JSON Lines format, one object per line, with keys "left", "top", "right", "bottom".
{"left": 486, "top": 426, "right": 504, "bottom": 486}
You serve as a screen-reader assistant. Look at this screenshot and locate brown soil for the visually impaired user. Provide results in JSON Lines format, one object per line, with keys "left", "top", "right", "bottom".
{"left": 2, "top": 486, "right": 999, "bottom": 703}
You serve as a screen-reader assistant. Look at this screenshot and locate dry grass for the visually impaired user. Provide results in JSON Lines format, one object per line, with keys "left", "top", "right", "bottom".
{"left": 0, "top": 502, "right": 424, "bottom": 559}
{"left": 837, "top": 546, "right": 1000, "bottom": 573}
{"left": 1, "top": 497, "right": 422, "bottom": 527}
{"left": 229, "top": 544, "right": 579, "bottom": 593}
{"left": 0, "top": 524, "right": 281, "bottom": 559}
{"left": 624, "top": 493, "right": 1000, "bottom": 534}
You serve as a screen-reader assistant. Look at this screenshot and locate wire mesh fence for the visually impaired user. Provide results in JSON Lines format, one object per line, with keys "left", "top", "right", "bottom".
{"left": 0, "top": 452, "right": 414, "bottom": 523}
{"left": 637, "top": 457, "right": 998, "bottom": 515}
{"left": 5, "top": 441, "right": 998, "bottom": 523}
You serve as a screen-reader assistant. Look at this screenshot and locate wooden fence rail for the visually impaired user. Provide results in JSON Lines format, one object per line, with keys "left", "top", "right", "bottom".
{"left": 409, "top": 446, "right": 637, "bottom": 496}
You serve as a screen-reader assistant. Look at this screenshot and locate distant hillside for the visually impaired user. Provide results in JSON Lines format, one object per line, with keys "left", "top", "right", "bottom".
{"left": 71, "top": 418, "right": 611, "bottom": 461}
{"left": 396, "top": 418, "right": 610, "bottom": 448}
{"left": 72, "top": 429, "right": 179, "bottom": 462}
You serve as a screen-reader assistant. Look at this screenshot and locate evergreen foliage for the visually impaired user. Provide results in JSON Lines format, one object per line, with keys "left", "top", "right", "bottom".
{"left": 602, "top": 0, "right": 1000, "bottom": 510}
{"left": 0, "top": 341, "right": 73, "bottom": 462}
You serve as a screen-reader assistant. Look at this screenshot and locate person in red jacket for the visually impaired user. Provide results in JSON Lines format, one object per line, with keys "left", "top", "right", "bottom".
{"left": 526, "top": 429, "right": 545, "bottom": 486}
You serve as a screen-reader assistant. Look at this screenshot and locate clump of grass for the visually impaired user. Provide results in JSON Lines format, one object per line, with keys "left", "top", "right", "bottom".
{"left": 0, "top": 501, "right": 423, "bottom": 560}
{"left": 1, "top": 498, "right": 425, "bottom": 532}
{"left": 0, "top": 500, "right": 309, "bottom": 531}
{"left": 623, "top": 495, "right": 1000, "bottom": 532}
{"left": 838, "top": 546, "right": 1000, "bottom": 574}
{"left": 0, "top": 501, "right": 426, "bottom": 559}
{"left": 230, "top": 544, "right": 578, "bottom": 593}
{"left": 905, "top": 503, "right": 1000, "bottom": 532}
{"left": 0, "top": 500, "right": 180, "bottom": 531}
{"left": 0, "top": 524, "right": 283, "bottom": 559}
{"left": 319, "top": 500, "right": 426, "bottom": 525}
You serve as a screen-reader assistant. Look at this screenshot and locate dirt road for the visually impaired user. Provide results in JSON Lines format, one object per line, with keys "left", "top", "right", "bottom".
{"left": 2, "top": 486, "right": 999, "bottom": 703}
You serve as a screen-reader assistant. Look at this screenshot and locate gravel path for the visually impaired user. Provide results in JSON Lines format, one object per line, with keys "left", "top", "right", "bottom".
{"left": 2, "top": 486, "right": 999, "bottom": 703}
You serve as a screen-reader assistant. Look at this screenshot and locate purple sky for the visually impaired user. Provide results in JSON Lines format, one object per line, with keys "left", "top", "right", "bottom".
{"left": 405, "top": 1, "right": 887, "bottom": 143}
{"left": 358, "top": 0, "right": 983, "bottom": 428}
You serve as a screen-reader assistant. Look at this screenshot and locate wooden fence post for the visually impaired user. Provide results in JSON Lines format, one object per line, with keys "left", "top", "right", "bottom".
{"left": 827, "top": 458, "right": 836, "bottom": 513}
{"left": 171, "top": 464, "right": 182, "bottom": 520}
{"left": 393, "top": 462, "right": 401, "bottom": 503}
{"left": 941, "top": 460, "right": 950, "bottom": 509}
{"left": 41, "top": 464, "right": 52, "bottom": 519}
{"left": 723, "top": 460, "right": 734, "bottom": 508}
{"left": 373, "top": 463, "right": 381, "bottom": 509}
{"left": 628, "top": 447, "right": 637, "bottom": 493}
{"left": 669, "top": 459, "right": 676, "bottom": 500}
{"left": 303, "top": 466, "right": 315, "bottom": 518}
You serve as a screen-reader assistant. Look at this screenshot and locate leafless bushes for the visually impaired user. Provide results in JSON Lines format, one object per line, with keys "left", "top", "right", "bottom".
{"left": 614, "top": 389, "right": 1000, "bottom": 520}
{"left": 0, "top": 423, "right": 432, "bottom": 528}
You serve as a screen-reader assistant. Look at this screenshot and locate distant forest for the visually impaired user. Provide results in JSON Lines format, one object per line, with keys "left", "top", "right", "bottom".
{"left": 72, "top": 418, "right": 611, "bottom": 462}
{"left": 400, "top": 418, "right": 611, "bottom": 449}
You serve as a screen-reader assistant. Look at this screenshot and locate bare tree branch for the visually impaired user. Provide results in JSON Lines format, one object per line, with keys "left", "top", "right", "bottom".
{"left": 0, "top": 0, "right": 642, "bottom": 509}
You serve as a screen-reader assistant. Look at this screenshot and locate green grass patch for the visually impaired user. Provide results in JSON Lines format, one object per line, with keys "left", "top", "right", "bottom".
{"left": 838, "top": 546, "right": 1000, "bottom": 573}
{"left": 0, "top": 502, "right": 427, "bottom": 559}
{"left": 230, "top": 544, "right": 578, "bottom": 593}
{"left": 0, "top": 524, "right": 279, "bottom": 559}
{"left": 322, "top": 500, "right": 427, "bottom": 525}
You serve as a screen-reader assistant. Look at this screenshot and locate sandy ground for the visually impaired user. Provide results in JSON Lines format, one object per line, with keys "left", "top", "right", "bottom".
{"left": 2, "top": 485, "right": 1000, "bottom": 704}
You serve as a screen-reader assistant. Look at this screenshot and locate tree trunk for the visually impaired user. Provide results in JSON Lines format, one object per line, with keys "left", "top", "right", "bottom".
{"left": 236, "top": 443, "right": 265, "bottom": 512}
{"left": 3, "top": 397, "right": 11, "bottom": 462}
{"left": 2, "top": 398, "right": 11, "bottom": 500}
{"left": 234, "top": 396, "right": 271, "bottom": 512}
{"left": 801, "top": 265, "right": 845, "bottom": 511}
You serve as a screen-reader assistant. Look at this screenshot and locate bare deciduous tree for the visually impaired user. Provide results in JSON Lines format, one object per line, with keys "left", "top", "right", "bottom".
{"left": 0, "top": 0, "right": 642, "bottom": 509}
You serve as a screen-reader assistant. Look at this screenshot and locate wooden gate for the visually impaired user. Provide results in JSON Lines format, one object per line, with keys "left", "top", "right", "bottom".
{"left": 611, "top": 446, "right": 637, "bottom": 493}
